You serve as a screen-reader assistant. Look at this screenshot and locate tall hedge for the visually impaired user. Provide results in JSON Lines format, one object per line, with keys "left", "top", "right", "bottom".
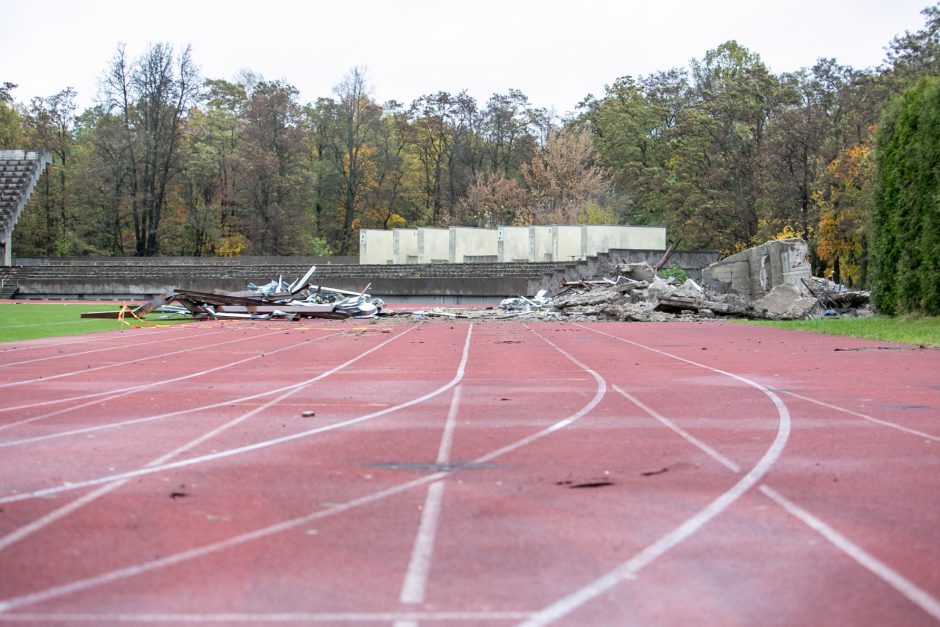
{"left": 873, "top": 77, "right": 940, "bottom": 315}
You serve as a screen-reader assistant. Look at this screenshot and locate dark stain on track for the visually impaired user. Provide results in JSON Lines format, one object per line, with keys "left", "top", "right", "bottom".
{"left": 556, "top": 479, "right": 616, "bottom": 489}
{"left": 368, "top": 461, "right": 501, "bottom": 473}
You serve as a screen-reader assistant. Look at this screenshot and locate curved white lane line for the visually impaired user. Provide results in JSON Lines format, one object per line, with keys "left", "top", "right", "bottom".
{"left": 517, "top": 324, "right": 792, "bottom": 627}
{"left": 0, "top": 328, "right": 414, "bottom": 552}
{"left": 780, "top": 390, "right": 940, "bottom": 443}
{"left": 0, "top": 325, "right": 423, "bottom": 504}
{"left": 0, "top": 327, "right": 219, "bottom": 370}
{"left": 0, "top": 322, "right": 607, "bottom": 614}
{"left": 0, "top": 329, "right": 261, "bottom": 389}
{"left": 0, "top": 610, "right": 533, "bottom": 622}
{"left": 760, "top": 486, "right": 940, "bottom": 621}
{"left": 612, "top": 384, "right": 740, "bottom": 473}
{"left": 0, "top": 329, "right": 305, "bottom": 432}
{"left": 0, "top": 331, "right": 405, "bottom": 448}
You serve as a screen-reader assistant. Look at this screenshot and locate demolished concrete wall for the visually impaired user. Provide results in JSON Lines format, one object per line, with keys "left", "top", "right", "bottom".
{"left": 702, "top": 238, "right": 812, "bottom": 299}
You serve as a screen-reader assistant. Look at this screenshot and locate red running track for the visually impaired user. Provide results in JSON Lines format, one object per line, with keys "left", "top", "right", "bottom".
{"left": 0, "top": 319, "right": 937, "bottom": 626}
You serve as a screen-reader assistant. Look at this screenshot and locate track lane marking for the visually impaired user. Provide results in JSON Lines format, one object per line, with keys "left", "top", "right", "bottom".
{"left": 779, "top": 390, "right": 940, "bottom": 443}
{"left": 517, "top": 324, "right": 792, "bottom": 626}
{"left": 0, "top": 610, "right": 532, "bottom": 622}
{"left": 0, "top": 329, "right": 306, "bottom": 432}
{"left": 0, "top": 328, "right": 271, "bottom": 390}
{"left": 588, "top": 330, "right": 940, "bottom": 623}
{"left": 0, "top": 327, "right": 179, "bottom": 355}
{"left": 398, "top": 385, "right": 464, "bottom": 609}
{"left": 0, "top": 324, "right": 448, "bottom": 504}
{"left": 760, "top": 486, "right": 940, "bottom": 621}
{"left": 0, "top": 323, "right": 611, "bottom": 614}
{"left": 0, "top": 331, "right": 414, "bottom": 448}
{"left": 0, "top": 327, "right": 220, "bottom": 369}
{"left": 612, "top": 384, "right": 741, "bottom": 473}
{"left": 0, "top": 327, "right": 417, "bottom": 551}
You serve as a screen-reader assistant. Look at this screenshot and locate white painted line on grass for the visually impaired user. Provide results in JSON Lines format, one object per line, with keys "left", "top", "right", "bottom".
{"left": 612, "top": 384, "right": 740, "bottom": 473}
{"left": 760, "top": 485, "right": 940, "bottom": 621}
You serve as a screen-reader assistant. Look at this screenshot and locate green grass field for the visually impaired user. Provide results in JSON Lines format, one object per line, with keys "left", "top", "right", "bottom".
{"left": 0, "top": 302, "right": 192, "bottom": 342}
{"left": 741, "top": 315, "right": 940, "bottom": 347}
{"left": 2, "top": 302, "right": 938, "bottom": 347}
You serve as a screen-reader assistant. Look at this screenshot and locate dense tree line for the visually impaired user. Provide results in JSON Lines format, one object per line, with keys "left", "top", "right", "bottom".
{"left": 1, "top": 5, "right": 938, "bottom": 283}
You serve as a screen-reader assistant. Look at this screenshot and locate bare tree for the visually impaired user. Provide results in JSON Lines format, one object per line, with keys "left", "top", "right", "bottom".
{"left": 101, "top": 43, "right": 200, "bottom": 255}
{"left": 329, "top": 67, "right": 382, "bottom": 253}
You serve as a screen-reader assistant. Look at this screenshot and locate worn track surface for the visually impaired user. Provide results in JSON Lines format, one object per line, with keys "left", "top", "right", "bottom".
{"left": 0, "top": 319, "right": 937, "bottom": 626}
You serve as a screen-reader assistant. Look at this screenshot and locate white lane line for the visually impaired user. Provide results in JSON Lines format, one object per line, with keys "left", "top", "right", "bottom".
{"left": 0, "top": 328, "right": 411, "bottom": 552}
{"left": 398, "top": 385, "right": 464, "bottom": 607}
{"left": 0, "top": 329, "right": 300, "bottom": 431}
{"left": 456, "top": 325, "right": 606, "bottom": 468}
{"left": 2, "top": 323, "right": 469, "bottom": 503}
{"left": 0, "top": 330, "right": 408, "bottom": 448}
{"left": 517, "top": 325, "right": 792, "bottom": 627}
{"left": 760, "top": 486, "right": 940, "bottom": 621}
{"left": 0, "top": 323, "right": 609, "bottom": 614}
{"left": 0, "top": 327, "right": 213, "bottom": 369}
{"left": 0, "top": 328, "right": 247, "bottom": 388}
{"left": 0, "top": 610, "right": 532, "bottom": 622}
{"left": 612, "top": 384, "right": 740, "bottom": 473}
{"left": 779, "top": 390, "right": 940, "bottom": 443}
{"left": 0, "top": 328, "right": 179, "bottom": 355}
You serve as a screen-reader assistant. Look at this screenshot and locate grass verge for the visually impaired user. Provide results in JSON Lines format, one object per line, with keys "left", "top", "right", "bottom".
{"left": 0, "top": 302, "right": 193, "bottom": 343}
{"left": 741, "top": 315, "right": 940, "bottom": 348}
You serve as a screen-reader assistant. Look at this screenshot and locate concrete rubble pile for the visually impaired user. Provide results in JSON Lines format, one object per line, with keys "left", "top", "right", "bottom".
{"left": 82, "top": 265, "right": 386, "bottom": 321}
{"left": 546, "top": 239, "right": 871, "bottom": 322}
{"left": 407, "top": 238, "right": 870, "bottom": 322}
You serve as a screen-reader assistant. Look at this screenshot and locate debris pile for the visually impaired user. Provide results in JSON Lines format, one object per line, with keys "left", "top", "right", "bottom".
{"left": 478, "top": 241, "right": 872, "bottom": 322}
{"left": 82, "top": 265, "right": 385, "bottom": 321}
{"left": 82, "top": 238, "right": 872, "bottom": 324}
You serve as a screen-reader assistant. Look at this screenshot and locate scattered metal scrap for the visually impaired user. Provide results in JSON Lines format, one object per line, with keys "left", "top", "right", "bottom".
{"left": 81, "top": 265, "right": 385, "bottom": 321}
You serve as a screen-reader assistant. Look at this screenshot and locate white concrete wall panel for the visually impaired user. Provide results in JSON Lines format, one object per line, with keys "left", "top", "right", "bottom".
{"left": 450, "top": 227, "right": 498, "bottom": 262}
{"left": 393, "top": 229, "right": 419, "bottom": 264}
{"left": 417, "top": 228, "right": 450, "bottom": 263}
{"left": 552, "top": 225, "right": 583, "bottom": 261}
{"left": 359, "top": 229, "right": 394, "bottom": 264}
{"left": 497, "top": 226, "right": 530, "bottom": 262}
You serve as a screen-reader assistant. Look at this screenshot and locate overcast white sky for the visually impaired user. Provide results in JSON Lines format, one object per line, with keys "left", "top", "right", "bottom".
{"left": 0, "top": 0, "right": 933, "bottom": 115}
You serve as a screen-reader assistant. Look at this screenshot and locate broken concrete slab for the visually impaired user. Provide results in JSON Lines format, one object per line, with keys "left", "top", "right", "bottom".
{"left": 751, "top": 283, "right": 820, "bottom": 320}
{"left": 615, "top": 261, "right": 656, "bottom": 283}
{"left": 702, "top": 238, "right": 812, "bottom": 299}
